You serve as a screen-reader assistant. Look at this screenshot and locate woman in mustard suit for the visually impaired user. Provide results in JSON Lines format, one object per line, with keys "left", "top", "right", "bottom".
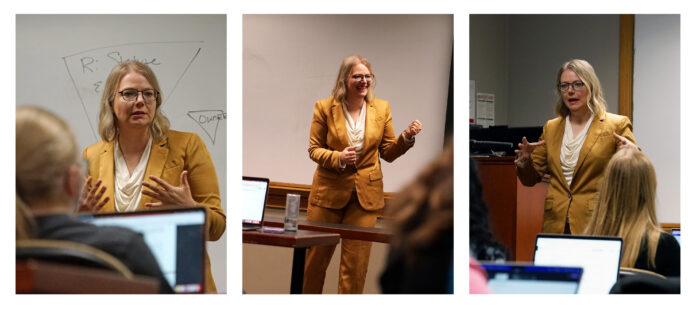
{"left": 303, "top": 55, "right": 422, "bottom": 293}
{"left": 515, "top": 59, "right": 638, "bottom": 235}
{"left": 80, "top": 60, "right": 226, "bottom": 292}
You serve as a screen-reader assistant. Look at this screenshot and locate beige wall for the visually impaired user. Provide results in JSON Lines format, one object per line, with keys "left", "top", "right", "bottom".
{"left": 470, "top": 15, "right": 620, "bottom": 127}
{"left": 243, "top": 15, "right": 453, "bottom": 192}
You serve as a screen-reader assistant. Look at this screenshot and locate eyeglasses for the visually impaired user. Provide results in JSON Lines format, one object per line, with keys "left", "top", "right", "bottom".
{"left": 557, "top": 81, "right": 585, "bottom": 92}
{"left": 118, "top": 89, "right": 159, "bottom": 103}
{"left": 351, "top": 74, "right": 374, "bottom": 82}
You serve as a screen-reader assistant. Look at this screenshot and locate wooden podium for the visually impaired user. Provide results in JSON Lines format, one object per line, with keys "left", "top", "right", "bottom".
{"left": 473, "top": 157, "right": 549, "bottom": 261}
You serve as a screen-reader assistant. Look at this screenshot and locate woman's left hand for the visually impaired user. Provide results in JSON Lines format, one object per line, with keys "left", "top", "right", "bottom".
{"left": 142, "top": 171, "right": 197, "bottom": 207}
{"left": 404, "top": 119, "right": 423, "bottom": 139}
{"left": 613, "top": 132, "right": 639, "bottom": 151}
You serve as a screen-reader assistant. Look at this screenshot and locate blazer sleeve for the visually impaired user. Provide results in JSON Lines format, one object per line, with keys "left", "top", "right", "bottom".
{"left": 615, "top": 115, "right": 637, "bottom": 147}
{"left": 378, "top": 100, "right": 413, "bottom": 163}
{"left": 185, "top": 134, "right": 226, "bottom": 241}
{"left": 308, "top": 100, "right": 342, "bottom": 171}
{"left": 516, "top": 122, "right": 549, "bottom": 186}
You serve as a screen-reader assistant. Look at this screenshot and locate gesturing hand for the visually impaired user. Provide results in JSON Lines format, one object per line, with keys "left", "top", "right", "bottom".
{"left": 340, "top": 145, "right": 358, "bottom": 166}
{"left": 78, "top": 176, "right": 109, "bottom": 213}
{"left": 142, "top": 171, "right": 197, "bottom": 207}
{"left": 404, "top": 119, "right": 423, "bottom": 139}
{"left": 613, "top": 132, "right": 639, "bottom": 151}
{"left": 514, "top": 136, "right": 546, "bottom": 164}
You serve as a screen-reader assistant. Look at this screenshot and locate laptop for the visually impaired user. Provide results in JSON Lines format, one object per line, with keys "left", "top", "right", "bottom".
{"left": 672, "top": 228, "right": 681, "bottom": 246}
{"left": 242, "top": 176, "right": 270, "bottom": 231}
{"left": 78, "top": 207, "right": 207, "bottom": 293}
{"left": 533, "top": 234, "right": 623, "bottom": 294}
{"left": 481, "top": 262, "right": 583, "bottom": 294}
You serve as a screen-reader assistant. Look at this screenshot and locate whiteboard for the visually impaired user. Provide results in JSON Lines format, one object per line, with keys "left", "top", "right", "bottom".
{"left": 243, "top": 15, "right": 453, "bottom": 192}
{"left": 16, "top": 14, "right": 227, "bottom": 293}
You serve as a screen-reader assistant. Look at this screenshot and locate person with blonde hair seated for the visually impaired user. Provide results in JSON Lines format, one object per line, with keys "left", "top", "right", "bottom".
{"left": 16, "top": 106, "right": 172, "bottom": 293}
{"left": 585, "top": 148, "right": 679, "bottom": 277}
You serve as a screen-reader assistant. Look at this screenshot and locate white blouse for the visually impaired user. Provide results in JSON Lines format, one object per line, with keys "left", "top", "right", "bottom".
{"left": 114, "top": 135, "right": 153, "bottom": 212}
{"left": 560, "top": 115, "right": 594, "bottom": 186}
{"left": 339, "top": 101, "right": 366, "bottom": 168}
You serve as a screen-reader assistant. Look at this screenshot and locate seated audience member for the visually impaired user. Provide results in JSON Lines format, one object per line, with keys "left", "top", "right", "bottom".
{"left": 585, "top": 148, "right": 680, "bottom": 277}
{"left": 470, "top": 158, "right": 508, "bottom": 261}
{"left": 380, "top": 141, "right": 453, "bottom": 294}
{"left": 15, "top": 106, "right": 173, "bottom": 293}
{"left": 469, "top": 255, "right": 491, "bottom": 294}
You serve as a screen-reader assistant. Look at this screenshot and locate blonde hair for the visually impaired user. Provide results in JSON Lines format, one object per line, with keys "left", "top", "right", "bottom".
{"left": 554, "top": 59, "right": 607, "bottom": 118}
{"left": 585, "top": 148, "right": 663, "bottom": 269}
{"left": 331, "top": 55, "right": 376, "bottom": 104}
{"left": 16, "top": 107, "right": 79, "bottom": 238}
{"left": 98, "top": 60, "right": 170, "bottom": 142}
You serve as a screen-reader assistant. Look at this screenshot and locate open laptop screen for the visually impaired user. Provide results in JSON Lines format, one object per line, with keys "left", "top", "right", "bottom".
{"left": 242, "top": 176, "right": 269, "bottom": 225}
{"left": 534, "top": 234, "right": 622, "bottom": 294}
{"left": 672, "top": 228, "right": 681, "bottom": 246}
{"left": 79, "top": 208, "right": 206, "bottom": 293}
{"left": 482, "top": 263, "right": 583, "bottom": 294}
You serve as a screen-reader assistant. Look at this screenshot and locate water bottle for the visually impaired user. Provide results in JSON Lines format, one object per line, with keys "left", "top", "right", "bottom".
{"left": 284, "top": 193, "right": 300, "bottom": 231}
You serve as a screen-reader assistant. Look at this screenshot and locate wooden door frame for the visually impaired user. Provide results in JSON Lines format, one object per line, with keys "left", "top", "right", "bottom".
{"left": 619, "top": 14, "right": 634, "bottom": 121}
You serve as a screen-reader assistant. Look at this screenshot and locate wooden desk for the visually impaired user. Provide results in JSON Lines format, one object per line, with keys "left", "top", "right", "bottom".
{"left": 474, "top": 156, "right": 548, "bottom": 261}
{"left": 16, "top": 259, "right": 159, "bottom": 294}
{"left": 262, "top": 217, "right": 392, "bottom": 243}
{"left": 243, "top": 229, "right": 340, "bottom": 294}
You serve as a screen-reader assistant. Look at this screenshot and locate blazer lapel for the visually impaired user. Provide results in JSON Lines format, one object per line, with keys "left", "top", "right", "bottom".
{"left": 138, "top": 138, "right": 170, "bottom": 209}
{"left": 98, "top": 142, "right": 116, "bottom": 213}
{"left": 331, "top": 99, "right": 350, "bottom": 148}
{"left": 572, "top": 114, "right": 603, "bottom": 185}
{"left": 547, "top": 118, "right": 570, "bottom": 192}
{"left": 364, "top": 101, "right": 377, "bottom": 148}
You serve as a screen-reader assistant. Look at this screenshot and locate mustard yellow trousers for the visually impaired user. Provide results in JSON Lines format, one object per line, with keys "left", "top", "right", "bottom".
{"left": 302, "top": 192, "right": 379, "bottom": 294}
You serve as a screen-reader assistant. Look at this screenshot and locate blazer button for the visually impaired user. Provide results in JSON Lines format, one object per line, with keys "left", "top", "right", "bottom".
{"left": 567, "top": 193, "right": 571, "bottom": 198}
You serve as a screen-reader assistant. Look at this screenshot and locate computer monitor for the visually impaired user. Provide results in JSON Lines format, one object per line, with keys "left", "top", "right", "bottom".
{"left": 534, "top": 234, "right": 623, "bottom": 294}
{"left": 482, "top": 263, "right": 583, "bottom": 294}
{"left": 79, "top": 207, "right": 206, "bottom": 293}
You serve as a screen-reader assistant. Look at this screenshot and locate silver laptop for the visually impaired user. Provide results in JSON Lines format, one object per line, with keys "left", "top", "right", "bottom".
{"left": 481, "top": 262, "right": 583, "bottom": 294}
{"left": 79, "top": 207, "right": 207, "bottom": 293}
{"left": 242, "top": 176, "right": 269, "bottom": 231}
{"left": 533, "top": 234, "right": 623, "bottom": 294}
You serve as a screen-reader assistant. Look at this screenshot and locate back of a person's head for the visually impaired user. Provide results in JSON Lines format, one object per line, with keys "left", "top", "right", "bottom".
{"left": 16, "top": 106, "right": 79, "bottom": 206}
{"left": 587, "top": 147, "right": 661, "bottom": 267}
{"left": 590, "top": 147, "right": 658, "bottom": 234}
{"left": 386, "top": 140, "right": 453, "bottom": 263}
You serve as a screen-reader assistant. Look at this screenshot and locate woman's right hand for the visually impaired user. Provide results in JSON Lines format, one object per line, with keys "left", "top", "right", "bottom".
{"left": 78, "top": 176, "right": 109, "bottom": 213}
{"left": 339, "top": 145, "right": 358, "bottom": 166}
{"left": 514, "top": 136, "right": 545, "bottom": 164}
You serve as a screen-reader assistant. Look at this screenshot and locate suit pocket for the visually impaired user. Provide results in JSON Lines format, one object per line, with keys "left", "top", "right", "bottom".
{"left": 544, "top": 195, "right": 554, "bottom": 210}
{"left": 369, "top": 169, "right": 383, "bottom": 182}
{"left": 587, "top": 194, "right": 599, "bottom": 214}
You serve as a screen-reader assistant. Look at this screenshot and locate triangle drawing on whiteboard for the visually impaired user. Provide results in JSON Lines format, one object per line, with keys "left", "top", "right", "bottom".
{"left": 187, "top": 110, "right": 226, "bottom": 144}
{"left": 62, "top": 41, "right": 203, "bottom": 143}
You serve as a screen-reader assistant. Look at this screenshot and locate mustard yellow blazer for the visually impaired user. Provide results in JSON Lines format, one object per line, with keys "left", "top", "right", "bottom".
{"left": 517, "top": 113, "right": 637, "bottom": 234}
{"left": 308, "top": 97, "right": 413, "bottom": 211}
{"left": 83, "top": 130, "right": 226, "bottom": 292}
